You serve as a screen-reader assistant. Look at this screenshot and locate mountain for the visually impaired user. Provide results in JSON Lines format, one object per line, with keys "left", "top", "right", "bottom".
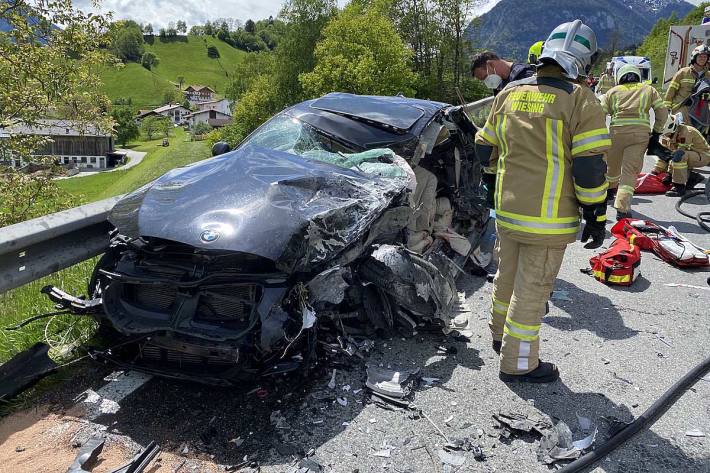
{"left": 466, "top": 0, "right": 695, "bottom": 61}
{"left": 100, "top": 35, "right": 246, "bottom": 109}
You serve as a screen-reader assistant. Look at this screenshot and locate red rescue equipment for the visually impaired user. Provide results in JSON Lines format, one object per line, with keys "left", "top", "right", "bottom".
{"left": 612, "top": 219, "right": 710, "bottom": 267}
{"left": 589, "top": 238, "right": 641, "bottom": 286}
{"left": 635, "top": 172, "right": 671, "bottom": 194}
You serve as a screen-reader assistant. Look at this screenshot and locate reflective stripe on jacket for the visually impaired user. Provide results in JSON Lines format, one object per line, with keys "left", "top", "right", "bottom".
{"left": 664, "top": 66, "right": 708, "bottom": 111}
{"left": 475, "top": 66, "right": 611, "bottom": 244}
{"left": 601, "top": 82, "right": 669, "bottom": 133}
{"left": 660, "top": 124, "right": 710, "bottom": 162}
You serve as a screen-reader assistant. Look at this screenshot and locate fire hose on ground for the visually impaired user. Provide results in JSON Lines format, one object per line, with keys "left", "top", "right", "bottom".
{"left": 675, "top": 183, "right": 710, "bottom": 233}
{"left": 558, "top": 353, "right": 710, "bottom": 473}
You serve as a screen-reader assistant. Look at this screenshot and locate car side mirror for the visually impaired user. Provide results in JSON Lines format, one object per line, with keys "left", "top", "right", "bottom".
{"left": 212, "top": 141, "right": 231, "bottom": 156}
{"left": 652, "top": 77, "right": 658, "bottom": 85}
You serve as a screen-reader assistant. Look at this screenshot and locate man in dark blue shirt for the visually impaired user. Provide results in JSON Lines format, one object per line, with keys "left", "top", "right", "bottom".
{"left": 471, "top": 51, "right": 536, "bottom": 96}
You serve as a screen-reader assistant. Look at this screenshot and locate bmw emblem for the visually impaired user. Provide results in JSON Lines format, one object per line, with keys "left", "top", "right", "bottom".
{"left": 200, "top": 230, "right": 220, "bottom": 243}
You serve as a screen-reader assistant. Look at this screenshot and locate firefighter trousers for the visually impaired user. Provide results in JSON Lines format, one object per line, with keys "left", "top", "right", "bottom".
{"left": 671, "top": 153, "right": 710, "bottom": 184}
{"left": 606, "top": 129, "right": 649, "bottom": 212}
{"left": 489, "top": 231, "right": 566, "bottom": 375}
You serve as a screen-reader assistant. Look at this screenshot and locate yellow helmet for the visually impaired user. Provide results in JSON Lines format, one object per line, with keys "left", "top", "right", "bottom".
{"left": 528, "top": 41, "right": 545, "bottom": 64}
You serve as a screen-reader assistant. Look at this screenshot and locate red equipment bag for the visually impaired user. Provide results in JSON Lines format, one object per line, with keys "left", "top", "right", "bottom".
{"left": 635, "top": 172, "right": 671, "bottom": 194}
{"left": 611, "top": 218, "right": 710, "bottom": 267}
{"left": 589, "top": 238, "right": 641, "bottom": 286}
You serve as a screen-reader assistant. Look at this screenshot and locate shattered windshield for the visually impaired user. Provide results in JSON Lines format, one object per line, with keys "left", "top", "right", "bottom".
{"left": 239, "top": 113, "right": 411, "bottom": 180}
{"left": 240, "top": 114, "right": 355, "bottom": 156}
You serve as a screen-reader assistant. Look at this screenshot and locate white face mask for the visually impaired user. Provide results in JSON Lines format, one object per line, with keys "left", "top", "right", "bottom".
{"left": 483, "top": 64, "right": 503, "bottom": 89}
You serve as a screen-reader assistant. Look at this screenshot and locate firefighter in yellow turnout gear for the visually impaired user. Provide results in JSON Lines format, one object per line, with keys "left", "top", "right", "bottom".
{"left": 664, "top": 44, "right": 709, "bottom": 123}
{"left": 475, "top": 20, "right": 610, "bottom": 383}
{"left": 652, "top": 113, "right": 710, "bottom": 197}
{"left": 595, "top": 62, "right": 615, "bottom": 95}
{"left": 601, "top": 64, "right": 668, "bottom": 219}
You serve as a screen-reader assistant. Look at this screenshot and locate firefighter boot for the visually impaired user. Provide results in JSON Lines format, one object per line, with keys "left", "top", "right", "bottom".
{"left": 499, "top": 361, "right": 559, "bottom": 383}
{"left": 616, "top": 210, "right": 632, "bottom": 221}
{"left": 666, "top": 184, "right": 687, "bottom": 197}
{"left": 605, "top": 187, "right": 617, "bottom": 203}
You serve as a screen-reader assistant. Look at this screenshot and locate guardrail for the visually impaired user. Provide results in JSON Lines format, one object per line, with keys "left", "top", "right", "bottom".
{"left": 0, "top": 197, "right": 121, "bottom": 293}
{"left": 0, "top": 96, "right": 495, "bottom": 296}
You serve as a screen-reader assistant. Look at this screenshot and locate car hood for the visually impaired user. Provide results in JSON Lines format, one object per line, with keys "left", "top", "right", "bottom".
{"left": 109, "top": 146, "right": 408, "bottom": 273}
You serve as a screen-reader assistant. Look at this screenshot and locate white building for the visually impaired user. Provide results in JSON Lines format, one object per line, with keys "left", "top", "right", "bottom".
{"left": 137, "top": 104, "right": 190, "bottom": 125}
{"left": 196, "top": 99, "right": 233, "bottom": 116}
{"left": 0, "top": 119, "right": 121, "bottom": 170}
{"left": 184, "top": 85, "right": 216, "bottom": 104}
{"left": 186, "top": 109, "right": 233, "bottom": 129}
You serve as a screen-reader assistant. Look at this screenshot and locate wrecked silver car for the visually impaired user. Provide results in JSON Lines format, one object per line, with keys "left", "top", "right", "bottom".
{"left": 46, "top": 93, "right": 491, "bottom": 385}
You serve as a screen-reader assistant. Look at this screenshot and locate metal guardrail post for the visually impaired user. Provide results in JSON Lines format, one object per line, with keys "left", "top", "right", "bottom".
{"left": 0, "top": 197, "right": 121, "bottom": 294}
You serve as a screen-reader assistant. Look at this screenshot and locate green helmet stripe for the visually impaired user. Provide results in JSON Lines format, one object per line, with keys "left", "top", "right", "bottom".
{"left": 548, "top": 32, "right": 591, "bottom": 50}
{"left": 573, "top": 35, "right": 591, "bottom": 50}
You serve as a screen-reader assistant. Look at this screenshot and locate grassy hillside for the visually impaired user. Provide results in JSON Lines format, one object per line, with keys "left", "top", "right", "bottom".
{"left": 100, "top": 62, "right": 174, "bottom": 109}
{"left": 100, "top": 35, "right": 246, "bottom": 108}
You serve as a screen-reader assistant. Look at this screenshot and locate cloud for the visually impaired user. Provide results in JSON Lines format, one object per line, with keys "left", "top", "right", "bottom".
{"left": 74, "top": 0, "right": 284, "bottom": 28}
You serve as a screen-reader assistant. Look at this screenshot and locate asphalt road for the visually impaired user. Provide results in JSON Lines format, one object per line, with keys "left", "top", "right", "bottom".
{"left": 2, "top": 164, "right": 709, "bottom": 473}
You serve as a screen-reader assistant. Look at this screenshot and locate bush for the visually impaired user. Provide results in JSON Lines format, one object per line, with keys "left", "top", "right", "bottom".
{"left": 207, "top": 45, "right": 220, "bottom": 58}
{"left": 191, "top": 121, "right": 213, "bottom": 139}
{"left": 141, "top": 51, "right": 159, "bottom": 69}
{"left": 110, "top": 20, "right": 145, "bottom": 62}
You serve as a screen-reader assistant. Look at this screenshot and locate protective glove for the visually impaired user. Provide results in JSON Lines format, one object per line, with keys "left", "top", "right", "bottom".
{"left": 657, "top": 149, "right": 674, "bottom": 162}
{"left": 581, "top": 206, "right": 606, "bottom": 249}
{"left": 671, "top": 149, "right": 685, "bottom": 162}
{"left": 481, "top": 173, "right": 496, "bottom": 208}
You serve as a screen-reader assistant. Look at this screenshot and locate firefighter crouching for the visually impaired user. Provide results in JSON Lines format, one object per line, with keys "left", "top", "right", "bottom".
{"left": 652, "top": 113, "right": 710, "bottom": 197}
{"left": 600, "top": 64, "right": 668, "bottom": 219}
{"left": 474, "top": 19, "right": 610, "bottom": 383}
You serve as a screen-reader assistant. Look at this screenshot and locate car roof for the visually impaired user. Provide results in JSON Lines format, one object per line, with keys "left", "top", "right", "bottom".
{"left": 286, "top": 93, "right": 449, "bottom": 150}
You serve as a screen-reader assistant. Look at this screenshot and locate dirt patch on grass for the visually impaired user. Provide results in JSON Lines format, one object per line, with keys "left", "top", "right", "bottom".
{"left": 0, "top": 405, "right": 219, "bottom": 472}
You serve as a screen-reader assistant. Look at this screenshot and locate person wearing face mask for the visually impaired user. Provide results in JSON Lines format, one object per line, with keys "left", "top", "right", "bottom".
{"left": 471, "top": 51, "right": 535, "bottom": 96}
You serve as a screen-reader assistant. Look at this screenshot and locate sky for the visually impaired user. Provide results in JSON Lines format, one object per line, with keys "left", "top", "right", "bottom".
{"left": 74, "top": 0, "right": 504, "bottom": 29}
{"left": 75, "top": 0, "right": 705, "bottom": 29}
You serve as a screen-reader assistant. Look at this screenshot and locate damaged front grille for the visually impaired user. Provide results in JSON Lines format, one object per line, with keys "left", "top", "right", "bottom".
{"left": 122, "top": 283, "right": 261, "bottom": 325}
{"left": 129, "top": 284, "right": 177, "bottom": 312}
{"left": 138, "top": 343, "right": 237, "bottom": 367}
{"left": 196, "top": 285, "right": 260, "bottom": 323}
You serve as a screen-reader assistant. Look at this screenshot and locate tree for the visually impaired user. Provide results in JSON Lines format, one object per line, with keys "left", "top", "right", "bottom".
{"left": 112, "top": 107, "right": 140, "bottom": 147}
{"left": 163, "top": 88, "right": 180, "bottom": 104}
{"left": 144, "top": 23, "right": 154, "bottom": 35}
{"left": 141, "top": 51, "right": 159, "bottom": 69}
{"left": 0, "top": 0, "right": 115, "bottom": 226}
{"left": 159, "top": 28, "right": 167, "bottom": 39}
{"left": 110, "top": 20, "right": 145, "bottom": 61}
{"left": 189, "top": 25, "right": 204, "bottom": 36}
{"left": 300, "top": 2, "right": 417, "bottom": 96}
{"left": 275, "top": 0, "right": 337, "bottom": 104}
{"left": 204, "top": 21, "right": 214, "bottom": 36}
{"left": 177, "top": 75, "right": 185, "bottom": 89}
{"left": 225, "top": 52, "right": 275, "bottom": 100}
{"left": 207, "top": 45, "right": 220, "bottom": 58}
{"left": 245, "top": 19, "right": 256, "bottom": 33}
{"left": 176, "top": 20, "right": 187, "bottom": 34}
{"left": 141, "top": 115, "right": 172, "bottom": 140}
